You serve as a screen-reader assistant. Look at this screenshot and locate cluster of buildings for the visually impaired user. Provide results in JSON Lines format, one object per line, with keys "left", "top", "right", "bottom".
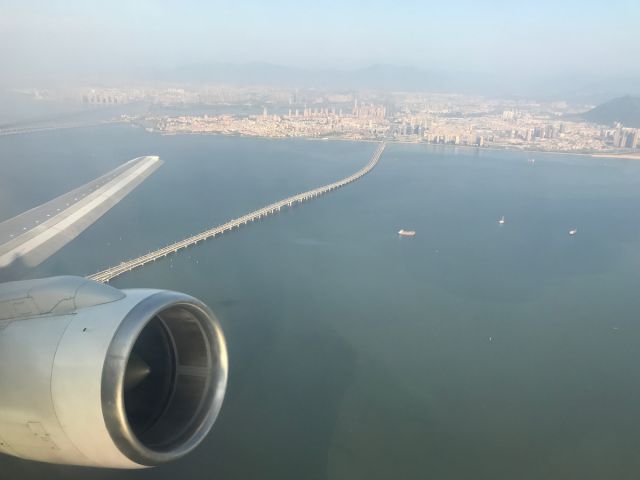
{"left": 24, "top": 85, "right": 638, "bottom": 154}
{"left": 150, "top": 98, "right": 638, "bottom": 154}
{"left": 154, "top": 102, "right": 389, "bottom": 140}
{"left": 76, "top": 86, "right": 342, "bottom": 108}
{"left": 386, "top": 99, "right": 637, "bottom": 153}
{"left": 605, "top": 124, "right": 639, "bottom": 149}
{"left": 283, "top": 100, "right": 386, "bottom": 120}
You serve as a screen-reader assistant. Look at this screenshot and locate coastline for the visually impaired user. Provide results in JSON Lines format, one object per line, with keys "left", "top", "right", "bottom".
{"left": 591, "top": 152, "right": 640, "bottom": 160}
{"left": 152, "top": 128, "right": 639, "bottom": 160}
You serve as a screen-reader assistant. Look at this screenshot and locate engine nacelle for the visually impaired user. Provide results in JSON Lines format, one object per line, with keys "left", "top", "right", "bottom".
{"left": 0, "top": 276, "right": 228, "bottom": 469}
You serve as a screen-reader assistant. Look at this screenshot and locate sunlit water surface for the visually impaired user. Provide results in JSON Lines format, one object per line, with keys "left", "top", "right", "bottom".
{"left": 2, "top": 125, "right": 640, "bottom": 479}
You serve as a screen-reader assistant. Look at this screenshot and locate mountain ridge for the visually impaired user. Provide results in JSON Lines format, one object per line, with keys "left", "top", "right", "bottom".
{"left": 582, "top": 96, "right": 640, "bottom": 127}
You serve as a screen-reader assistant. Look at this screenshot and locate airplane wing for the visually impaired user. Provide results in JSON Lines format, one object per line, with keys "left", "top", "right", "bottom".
{"left": 0, "top": 155, "right": 228, "bottom": 470}
{"left": 0, "top": 155, "right": 162, "bottom": 278}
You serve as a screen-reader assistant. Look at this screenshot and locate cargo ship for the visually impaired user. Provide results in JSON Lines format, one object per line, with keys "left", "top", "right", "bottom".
{"left": 398, "top": 229, "right": 416, "bottom": 237}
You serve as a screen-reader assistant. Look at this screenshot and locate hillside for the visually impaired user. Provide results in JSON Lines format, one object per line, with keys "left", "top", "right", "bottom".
{"left": 582, "top": 96, "right": 640, "bottom": 127}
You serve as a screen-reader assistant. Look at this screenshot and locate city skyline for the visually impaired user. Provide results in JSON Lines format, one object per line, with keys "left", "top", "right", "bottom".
{"left": 7, "top": 84, "right": 637, "bottom": 156}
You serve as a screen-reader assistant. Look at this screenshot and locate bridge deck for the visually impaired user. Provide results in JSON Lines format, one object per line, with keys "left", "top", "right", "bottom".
{"left": 87, "top": 143, "right": 385, "bottom": 283}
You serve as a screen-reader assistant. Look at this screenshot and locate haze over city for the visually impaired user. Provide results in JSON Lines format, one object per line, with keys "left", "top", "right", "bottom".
{"left": 2, "top": 0, "right": 639, "bottom": 97}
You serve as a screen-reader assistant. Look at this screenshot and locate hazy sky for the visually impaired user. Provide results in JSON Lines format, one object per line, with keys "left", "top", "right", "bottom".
{"left": 1, "top": 0, "right": 639, "bottom": 86}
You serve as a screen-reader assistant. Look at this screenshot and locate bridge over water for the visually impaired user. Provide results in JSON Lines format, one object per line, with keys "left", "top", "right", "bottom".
{"left": 88, "top": 143, "right": 385, "bottom": 283}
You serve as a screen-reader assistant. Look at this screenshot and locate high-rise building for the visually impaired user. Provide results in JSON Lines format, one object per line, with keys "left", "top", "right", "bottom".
{"left": 613, "top": 124, "right": 623, "bottom": 147}
{"left": 502, "top": 110, "right": 515, "bottom": 121}
{"left": 624, "top": 129, "right": 639, "bottom": 148}
{"left": 545, "top": 125, "right": 555, "bottom": 139}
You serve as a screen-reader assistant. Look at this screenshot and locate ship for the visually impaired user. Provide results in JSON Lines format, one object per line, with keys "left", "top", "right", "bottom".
{"left": 498, "top": 216, "right": 506, "bottom": 225}
{"left": 569, "top": 228, "right": 577, "bottom": 236}
{"left": 398, "top": 229, "right": 416, "bottom": 237}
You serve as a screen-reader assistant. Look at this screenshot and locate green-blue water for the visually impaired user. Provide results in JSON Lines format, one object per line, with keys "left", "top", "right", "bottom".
{"left": 3, "top": 125, "right": 640, "bottom": 479}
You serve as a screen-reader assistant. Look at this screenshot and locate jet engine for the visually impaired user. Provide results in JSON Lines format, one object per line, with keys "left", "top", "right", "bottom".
{"left": 0, "top": 276, "right": 227, "bottom": 469}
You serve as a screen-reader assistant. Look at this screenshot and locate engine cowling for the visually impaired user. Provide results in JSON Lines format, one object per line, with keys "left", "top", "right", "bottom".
{"left": 0, "top": 276, "right": 228, "bottom": 469}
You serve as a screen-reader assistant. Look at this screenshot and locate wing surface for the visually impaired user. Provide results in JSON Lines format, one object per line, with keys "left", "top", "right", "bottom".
{"left": 0, "top": 156, "right": 162, "bottom": 277}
